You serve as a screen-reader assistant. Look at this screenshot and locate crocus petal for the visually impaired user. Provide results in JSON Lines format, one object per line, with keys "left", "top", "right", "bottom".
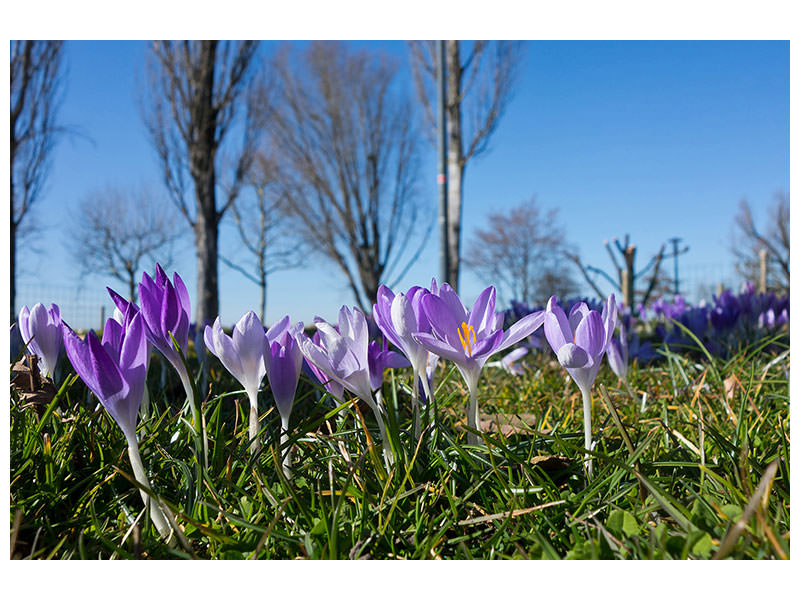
{"left": 108, "top": 287, "right": 136, "bottom": 318}
{"left": 266, "top": 315, "right": 291, "bottom": 344}
{"left": 390, "top": 292, "right": 417, "bottom": 340}
{"left": 413, "top": 332, "right": 473, "bottom": 365}
{"left": 544, "top": 304, "right": 572, "bottom": 353}
{"left": 437, "top": 283, "right": 468, "bottom": 325}
{"left": 62, "top": 324, "right": 100, "bottom": 393}
{"left": 154, "top": 263, "right": 168, "bottom": 287}
{"left": 348, "top": 308, "right": 370, "bottom": 366}
{"left": 383, "top": 350, "right": 411, "bottom": 370}
{"left": 267, "top": 339, "right": 302, "bottom": 422}
{"left": 203, "top": 323, "right": 215, "bottom": 354}
{"left": 422, "top": 294, "right": 463, "bottom": 348}
{"left": 102, "top": 318, "right": 125, "bottom": 363}
{"left": 568, "top": 302, "right": 591, "bottom": 333}
{"left": 18, "top": 305, "right": 31, "bottom": 344}
{"left": 21, "top": 303, "right": 62, "bottom": 378}
{"left": 232, "top": 311, "right": 267, "bottom": 389}
{"left": 173, "top": 272, "right": 191, "bottom": 317}
{"left": 557, "top": 343, "right": 590, "bottom": 369}
{"left": 468, "top": 286, "right": 496, "bottom": 337}
{"left": 212, "top": 320, "right": 245, "bottom": 384}
{"left": 607, "top": 338, "right": 627, "bottom": 380}
{"left": 315, "top": 322, "right": 360, "bottom": 379}
{"left": 602, "top": 294, "right": 618, "bottom": 347}
{"left": 119, "top": 313, "right": 149, "bottom": 373}
{"left": 574, "top": 311, "right": 605, "bottom": 359}
{"left": 497, "top": 310, "right": 545, "bottom": 353}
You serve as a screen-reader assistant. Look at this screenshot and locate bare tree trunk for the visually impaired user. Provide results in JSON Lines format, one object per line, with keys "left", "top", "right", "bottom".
{"left": 445, "top": 41, "right": 464, "bottom": 291}
{"left": 10, "top": 206, "right": 16, "bottom": 324}
{"left": 194, "top": 203, "right": 219, "bottom": 328}
{"left": 259, "top": 273, "right": 267, "bottom": 324}
{"left": 127, "top": 267, "right": 136, "bottom": 303}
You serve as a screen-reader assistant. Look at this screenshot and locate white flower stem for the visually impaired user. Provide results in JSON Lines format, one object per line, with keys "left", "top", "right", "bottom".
{"left": 467, "top": 385, "right": 481, "bottom": 446}
{"left": 125, "top": 433, "right": 172, "bottom": 541}
{"left": 246, "top": 388, "right": 261, "bottom": 455}
{"left": 419, "top": 372, "right": 435, "bottom": 430}
{"left": 178, "top": 366, "right": 208, "bottom": 469}
{"left": 411, "top": 369, "right": 420, "bottom": 440}
{"left": 280, "top": 416, "right": 292, "bottom": 480}
{"left": 581, "top": 387, "right": 594, "bottom": 479}
{"left": 372, "top": 390, "right": 394, "bottom": 467}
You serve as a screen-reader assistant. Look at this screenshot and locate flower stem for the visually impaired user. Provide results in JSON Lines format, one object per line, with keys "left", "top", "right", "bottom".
{"left": 372, "top": 390, "right": 394, "bottom": 467}
{"left": 581, "top": 386, "right": 594, "bottom": 479}
{"left": 178, "top": 366, "right": 208, "bottom": 469}
{"left": 411, "top": 369, "right": 420, "bottom": 440}
{"left": 125, "top": 433, "right": 172, "bottom": 541}
{"left": 419, "top": 371, "right": 436, "bottom": 431}
{"left": 246, "top": 388, "right": 261, "bottom": 455}
{"left": 280, "top": 416, "right": 292, "bottom": 480}
{"left": 467, "top": 385, "right": 481, "bottom": 446}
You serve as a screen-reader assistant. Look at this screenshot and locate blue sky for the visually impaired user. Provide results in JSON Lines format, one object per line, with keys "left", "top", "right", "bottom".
{"left": 15, "top": 40, "right": 789, "bottom": 329}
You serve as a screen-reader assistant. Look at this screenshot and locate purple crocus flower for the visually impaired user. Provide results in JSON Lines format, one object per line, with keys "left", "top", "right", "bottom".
{"left": 368, "top": 340, "right": 411, "bottom": 391}
{"left": 373, "top": 284, "right": 436, "bottom": 436}
{"left": 500, "top": 347, "right": 529, "bottom": 376}
{"left": 413, "top": 284, "right": 545, "bottom": 444}
{"left": 137, "top": 264, "right": 206, "bottom": 464}
{"left": 108, "top": 287, "right": 154, "bottom": 416}
{"left": 606, "top": 321, "right": 628, "bottom": 382}
{"left": 296, "top": 306, "right": 394, "bottom": 462}
{"left": 204, "top": 311, "right": 267, "bottom": 453}
{"left": 264, "top": 318, "right": 305, "bottom": 475}
{"left": 62, "top": 311, "right": 171, "bottom": 538}
{"left": 305, "top": 330, "right": 345, "bottom": 404}
{"left": 544, "top": 294, "right": 617, "bottom": 477}
{"left": 264, "top": 318, "right": 305, "bottom": 430}
{"left": 18, "top": 303, "right": 62, "bottom": 379}
{"left": 138, "top": 264, "right": 191, "bottom": 371}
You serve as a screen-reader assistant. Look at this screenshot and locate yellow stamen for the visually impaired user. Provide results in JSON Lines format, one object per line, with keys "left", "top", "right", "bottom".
{"left": 457, "top": 322, "right": 477, "bottom": 357}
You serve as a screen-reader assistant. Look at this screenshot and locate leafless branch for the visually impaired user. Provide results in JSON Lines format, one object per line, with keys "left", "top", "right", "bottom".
{"left": 464, "top": 197, "right": 579, "bottom": 306}
{"left": 259, "top": 41, "right": 429, "bottom": 311}
{"left": 730, "top": 193, "right": 790, "bottom": 293}
{"left": 68, "top": 184, "right": 181, "bottom": 301}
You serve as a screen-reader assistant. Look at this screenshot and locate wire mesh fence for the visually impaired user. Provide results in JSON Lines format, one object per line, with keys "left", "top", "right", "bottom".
{"left": 15, "top": 280, "right": 118, "bottom": 332}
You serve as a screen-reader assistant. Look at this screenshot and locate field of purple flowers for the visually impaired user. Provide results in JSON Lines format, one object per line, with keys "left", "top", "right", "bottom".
{"left": 10, "top": 266, "right": 789, "bottom": 559}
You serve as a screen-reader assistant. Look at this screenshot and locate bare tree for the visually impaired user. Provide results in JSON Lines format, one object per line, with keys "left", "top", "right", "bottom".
{"left": 567, "top": 235, "right": 668, "bottom": 308}
{"left": 409, "top": 40, "right": 522, "bottom": 292}
{"left": 731, "top": 193, "right": 789, "bottom": 294}
{"left": 221, "top": 152, "right": 306, "bottom": 322}
{"left": 464, "top": 197, "right": 578, "bottom": 306}
{"left": 142, "top": 40, "right": 260, "bottom": 326}
{"left": 10, "top": 40, "right": 65, "bottom": 323}
{"left": 261, "top": 42, "right": 429, "bottom": 311}
{"left": 68, "top": 185, "right": 180, "bottom": 301}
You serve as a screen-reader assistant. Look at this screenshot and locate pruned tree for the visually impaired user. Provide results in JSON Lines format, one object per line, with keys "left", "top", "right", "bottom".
{"left": 221, "top": 152, "right": 307, "bottom": 322}
{"left": 10, "top": 40, "right": 65, "bottom": 323}
{"left": 731, "top": 193, "right": 789, "bottom": 294}
{"left": 142, "top": 40, "right": 260, "bottom": 327}
{"left": 464, "top": 196, "right": 578, "bottom": 306}
{"left": 68, "top": 185, "right": 181, "bottom": 302}
{"left": 261, "top": 41, "right": 429, "bottom": 311}
{"left": 568, "top": 235, "right": 668, "bottom": 308}
{"left": 409, "top": 40, "right": 523, "bottom": 292}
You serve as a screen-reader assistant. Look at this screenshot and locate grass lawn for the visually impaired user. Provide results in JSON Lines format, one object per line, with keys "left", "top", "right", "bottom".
{"left": 10, "top": 333, "right": 789, "bottom": 559}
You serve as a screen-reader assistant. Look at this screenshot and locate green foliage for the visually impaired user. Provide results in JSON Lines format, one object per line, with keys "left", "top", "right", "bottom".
{"left": 9, "top": 338, "right": 789, "bottom": 559}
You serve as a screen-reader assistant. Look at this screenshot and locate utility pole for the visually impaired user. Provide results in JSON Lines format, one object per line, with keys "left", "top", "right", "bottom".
{"left": 759, "top": 248, "right": 768, "bottom": 293}
{"left": 667, "top": 237, "right": 689, "bottom": 297}
{"left": 436, "top": 40, "right": 449, "bottom": 285}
